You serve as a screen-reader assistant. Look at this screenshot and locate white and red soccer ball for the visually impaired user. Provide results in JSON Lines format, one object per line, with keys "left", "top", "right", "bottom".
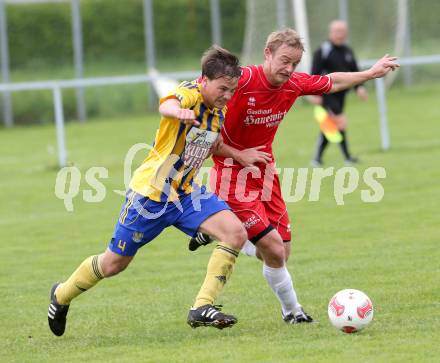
{"left": 328, "top": 289, "right": 374, "bottom": 333}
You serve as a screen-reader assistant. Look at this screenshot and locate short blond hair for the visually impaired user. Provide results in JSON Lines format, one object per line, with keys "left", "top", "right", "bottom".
{"left": 265, "top": 28, "right": 304, "bottom": 53}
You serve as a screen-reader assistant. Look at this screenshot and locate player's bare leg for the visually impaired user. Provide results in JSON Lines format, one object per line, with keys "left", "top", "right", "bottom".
{"left": 100, "top": 249, "right": 134, "bottom": 277}
{"left": 283, "top": 241, "right": 291, "bottom": 262}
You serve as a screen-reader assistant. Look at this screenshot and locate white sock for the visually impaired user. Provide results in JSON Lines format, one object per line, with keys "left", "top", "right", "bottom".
{"left": 240, "top": 240, "right": 257, "bottom": 257}
{"left": 263, "top": 264, "right": 301, "bottom": 316}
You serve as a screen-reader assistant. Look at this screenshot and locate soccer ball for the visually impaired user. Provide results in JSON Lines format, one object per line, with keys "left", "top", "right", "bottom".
{"left": 328, "top": 289, "right": 374, "bottom": 333}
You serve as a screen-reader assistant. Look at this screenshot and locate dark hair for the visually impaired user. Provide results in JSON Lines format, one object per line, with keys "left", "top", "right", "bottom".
{"left": 201, "top": 45, "right": 241, "bottom": 80}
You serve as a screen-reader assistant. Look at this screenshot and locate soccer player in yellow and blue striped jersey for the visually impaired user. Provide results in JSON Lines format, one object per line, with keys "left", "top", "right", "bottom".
{"left": 48, "top": 46, "right": 249, "bottom": 335}
{"left": 129, "top": 78, "right": 227, "bottom": 202}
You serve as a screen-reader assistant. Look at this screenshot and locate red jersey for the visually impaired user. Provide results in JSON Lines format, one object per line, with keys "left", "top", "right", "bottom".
{"left": 213, "top": 64, "right": 332, "bottom": 169}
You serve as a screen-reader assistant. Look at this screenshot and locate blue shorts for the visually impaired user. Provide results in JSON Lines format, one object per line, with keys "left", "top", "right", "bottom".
{"left": 108, "top": 186, "right": 229, "bottom": 256}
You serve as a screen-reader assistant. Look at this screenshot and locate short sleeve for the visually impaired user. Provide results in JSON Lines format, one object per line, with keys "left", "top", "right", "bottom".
{"left": 236, "top": 66, "right": 253, "bottom": 92}
{"left": 290, "top": 73, "right": 332, "bottom": 95}
{"left": 160, "top": 81, "right": 200, "bottom": 109}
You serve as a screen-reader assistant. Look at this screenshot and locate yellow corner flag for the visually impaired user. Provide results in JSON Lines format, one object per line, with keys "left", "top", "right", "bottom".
{"left": 314, "top": 106, "right": 343, "bottom": 143}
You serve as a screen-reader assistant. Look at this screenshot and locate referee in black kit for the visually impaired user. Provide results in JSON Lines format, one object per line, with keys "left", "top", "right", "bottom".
{"left": 310, "top": 20, "right": 368, "bottom": 166}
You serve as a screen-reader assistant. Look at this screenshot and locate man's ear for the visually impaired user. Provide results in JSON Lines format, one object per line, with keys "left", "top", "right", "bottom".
{"left": 200, "top": 75, "right": 208, "bottom": 87}
{"left": 263, "top": 47, "right": 272, "bottom": 61}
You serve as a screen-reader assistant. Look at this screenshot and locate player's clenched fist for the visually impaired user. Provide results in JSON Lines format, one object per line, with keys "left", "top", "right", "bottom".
{"left": 175, "top": 108, "right": 200, "bottom": 126}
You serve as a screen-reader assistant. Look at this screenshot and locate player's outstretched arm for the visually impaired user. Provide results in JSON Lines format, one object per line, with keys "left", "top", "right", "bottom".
{"left": 328, "top": 54, "right": 399, "bottom": 94}
{"left": 158, "top": 98, "right": 199, "bottom": 126}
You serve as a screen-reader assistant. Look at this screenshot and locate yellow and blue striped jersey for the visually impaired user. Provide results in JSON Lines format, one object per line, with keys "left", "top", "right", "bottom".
{"left": 129, "top": 80, "right": 226, "bottom": 202}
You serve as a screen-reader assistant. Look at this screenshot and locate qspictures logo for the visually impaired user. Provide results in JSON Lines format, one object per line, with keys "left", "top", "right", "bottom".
{"left": 54, "top": 143, "right": 386, "bottom": 214}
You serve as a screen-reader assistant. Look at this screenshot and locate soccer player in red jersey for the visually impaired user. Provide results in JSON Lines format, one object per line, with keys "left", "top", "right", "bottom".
{"left": 190, "top": 29, "right": 399, "bottom": 324}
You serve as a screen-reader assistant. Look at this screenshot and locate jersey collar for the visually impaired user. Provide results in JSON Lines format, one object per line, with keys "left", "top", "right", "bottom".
{"left": 257, "top": 64, "right": 284, "bottom": 90}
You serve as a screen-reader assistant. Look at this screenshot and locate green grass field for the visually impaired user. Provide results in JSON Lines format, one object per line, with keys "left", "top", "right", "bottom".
{"left": 1, "top": 83, "right": 439, "bottom": 363}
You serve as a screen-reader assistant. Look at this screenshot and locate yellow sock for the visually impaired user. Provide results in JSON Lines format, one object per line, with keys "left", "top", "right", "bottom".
{"left": 193, "top": 242, "right": 239, "bottom": 308}
{"left": 55, "top": 255, "right": 104, "bottom": 305}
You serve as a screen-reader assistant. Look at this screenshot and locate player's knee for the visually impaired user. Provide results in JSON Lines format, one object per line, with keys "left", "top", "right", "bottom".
{"left": 258, "top": 234, "right": 285, "bottom": 263}
{"left": 227, "top": 224, "right": 247, "bottom": 249}
{"left": 101, "top": 259, "right": 129, "bottom": 277}
{"left": 271, "top": 242, "right": 285, "bottom": 261}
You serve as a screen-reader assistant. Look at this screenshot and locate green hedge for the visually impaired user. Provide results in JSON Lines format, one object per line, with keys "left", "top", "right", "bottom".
{"left": 3, "top": 0, "right": 245, "bottom": 124}
{"left": 7, "top": 0, "right": 245, "bottom": 70}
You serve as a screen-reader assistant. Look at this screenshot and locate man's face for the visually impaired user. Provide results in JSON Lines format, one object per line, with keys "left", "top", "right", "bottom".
{"left": 200, "top": 75, "right": 238, "bottom": 109}
{"left": 263, "top": 44, "right": 303, "bottom": 86}
{"left": 329, "top": 21, "right": 348, "bottom": 46}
